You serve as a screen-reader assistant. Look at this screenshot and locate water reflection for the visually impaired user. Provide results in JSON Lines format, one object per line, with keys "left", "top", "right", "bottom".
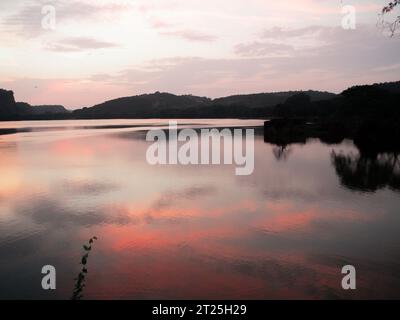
{"left": 332, "top": 152, "right": 400, "bottom": 192}
{"left": 272, "top": 145, "right": 292, "bottom": 161}
{"left": 0, "top": 119, "right": 400, "bottom": 299}
{"left": 264, "top": 120, "right": 400, "bottom": 194}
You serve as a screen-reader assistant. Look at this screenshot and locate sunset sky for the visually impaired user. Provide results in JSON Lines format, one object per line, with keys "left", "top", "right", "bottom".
{"left": 0, "top": 0, "right": 399, "bottom": 109}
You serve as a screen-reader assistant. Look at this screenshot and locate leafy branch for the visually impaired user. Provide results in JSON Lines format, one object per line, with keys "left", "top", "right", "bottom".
{"left": 71, "top": 236, "right": 98, "bottom": 300}
{"left": 380, "top": 1, "right": 400, "bottom": 36}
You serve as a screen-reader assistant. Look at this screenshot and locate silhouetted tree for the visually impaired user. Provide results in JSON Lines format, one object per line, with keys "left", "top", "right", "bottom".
{"left": 380, "top": 1, "right": 400, "bottom": 36}
{"left": 383, "top": 1, "right": 400, "bottom": 14}
{"left": 274, "top": 93, "right": 313, "bottom": 118}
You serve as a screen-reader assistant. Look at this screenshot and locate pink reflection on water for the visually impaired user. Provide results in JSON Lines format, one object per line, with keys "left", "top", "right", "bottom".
{"left": 1, "top": 120, "right": 400, "bottom": 299}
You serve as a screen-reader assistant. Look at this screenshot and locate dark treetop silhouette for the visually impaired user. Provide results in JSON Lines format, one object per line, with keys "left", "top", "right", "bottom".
{"left": 381, "top": 0, "right": 400, "bottom": 35}
{"left": 1, "top": 81, "right": 399, "bottom": 121}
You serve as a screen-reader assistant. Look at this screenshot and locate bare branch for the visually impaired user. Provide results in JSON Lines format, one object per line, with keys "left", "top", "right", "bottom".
{"left": 379, "top": 1, "right": 400, "bottom": 36}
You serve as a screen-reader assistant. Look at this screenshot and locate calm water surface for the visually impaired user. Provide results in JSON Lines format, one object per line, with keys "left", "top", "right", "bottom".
{"left": 0, "top": 119, "right": 399, "bottom": 299}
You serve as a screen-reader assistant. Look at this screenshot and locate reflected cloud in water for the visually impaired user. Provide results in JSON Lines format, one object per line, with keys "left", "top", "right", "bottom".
{"left": 0, "top": 119, "right": 400, "bottom": 299}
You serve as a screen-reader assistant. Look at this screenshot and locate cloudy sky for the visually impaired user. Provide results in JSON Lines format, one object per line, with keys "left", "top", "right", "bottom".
{"left": 0, "top": 0, "right": 399, "bottom": 108}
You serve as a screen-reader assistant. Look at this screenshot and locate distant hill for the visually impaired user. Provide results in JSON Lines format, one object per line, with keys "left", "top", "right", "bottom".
{"left": 0, "top": 89, "right": 18, "bottom": 119}
{"left": 374, "top": 81, "right": 400, "bottom": 94}
{"left": 72, "top": 90, "right": 337, "bottom": 119}
{"left": 2, "top": 81, "right": 400, "bottom": 121}
{"left": 212, "top": 90, "right": 336, "bottom": 108}
{"left": 74, "top": 92, "right": 212, "bottom": 118}
{"left": 16, "top": 102, "right": 69, "bottom": 115}
{"left": 273, "top": 81, "right": 400, "bottom": 119}
{"left": 0, "top": 89, "right": 68, "bottom": 120}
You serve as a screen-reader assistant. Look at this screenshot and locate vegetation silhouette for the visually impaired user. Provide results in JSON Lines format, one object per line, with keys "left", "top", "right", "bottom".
{"left": 380, "top": 0, "right": 400, "bottom": 36}
{"left": 266, "top": 81, "right": 400, "bottom": 164}
{"left": 0, "top": 87, "right": 335, "bottom": 120}
{"left": 1, "top": 82, "right": 399, "bottom": 120}
{"left": 332, "top": 151, "right": 400, "bottom": 192}
{"left": 272, "top": 145, "right": 292, "bottom": 161}
{"left": 264, "top": 118, "right": 400, "bottom": 193}
{"left": 71, "top": 236, "right": 98, "bottom": 300}
{"left": 264, "top": 118, "right": 347, "bottom": 147}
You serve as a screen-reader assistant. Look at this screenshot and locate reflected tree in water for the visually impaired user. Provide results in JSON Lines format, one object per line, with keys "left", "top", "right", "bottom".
{"left": 264, "top": 118, "right": 347, "bottom": 161}
{"left": 272, "top": 145, "right": 292, "bottom": 161}
{"left": 331, "top": 151, "right": 400, "bottom": 192}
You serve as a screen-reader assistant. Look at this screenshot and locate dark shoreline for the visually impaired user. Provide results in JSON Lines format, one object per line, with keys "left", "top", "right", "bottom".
{"left": 264, "top": 117, "right": 400, "bottom": 157}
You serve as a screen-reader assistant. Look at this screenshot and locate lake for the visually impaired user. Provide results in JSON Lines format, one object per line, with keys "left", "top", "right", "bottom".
{"left": 0, "top": 119, "right": 399, "bottom": 299}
